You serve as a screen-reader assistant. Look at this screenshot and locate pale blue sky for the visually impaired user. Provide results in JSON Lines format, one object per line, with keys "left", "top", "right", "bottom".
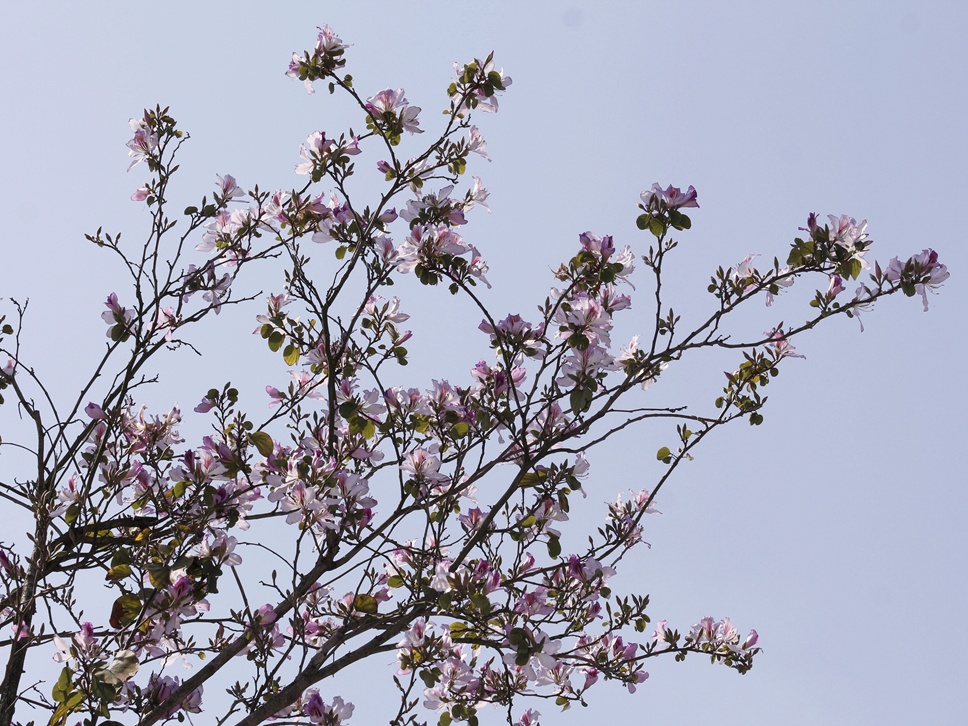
{"left": 1, "top": 2, "right": 965, "bottom": 725}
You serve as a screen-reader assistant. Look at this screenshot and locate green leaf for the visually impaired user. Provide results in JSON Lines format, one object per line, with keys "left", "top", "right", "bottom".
{"left": 470, "top": 593, "right": 492, "bottom": 616}
{"left": 353, "top": 594, "right": 378, "bottom": 614}
{"left": 267, "top": 330, "right": 285, "bottom": 352}
{"left": 656, "top": 446, "right": 671, "bottom": 461}
{"left": 569, "top": 386, "right": 594, "bottom": 415}
{"left": 508, "top": 628, "right": 527, "bottom": 646}
{"left": 109, "top": 593, "right": 142, "bottom": 629}
{"left": 95, "top": 649, "right": 140, "bottom": 687}
{"left": 283, "top": 344, "right": 300, "bottom": 366}
{"left": 248, "top": 431, "right": 274, "bottom": 458}
{"left": 387, "top": 575, "right": 404, "bottom": 588}
{"left": 338, "top": 401, "right": 358, "bottom": 418}
{"left": 147, "top": 566, "right": 170, "bottom": 589}
{"left": 65, "top": 503, "right": 80, "bottom": 525}
{"left": 848, "top": 258, "right": 862, "bottom": 280}
{"left": 519, "top": 472, "right": 542, "bottom": 488}
{"left": 547, "top": 536, "right": 562, "bottom": 558}
{"left": 52, "top": 666, "right": 72, "bottom": 704}
{"left": 106, "top": 564, "right": 132, "bottom": 582}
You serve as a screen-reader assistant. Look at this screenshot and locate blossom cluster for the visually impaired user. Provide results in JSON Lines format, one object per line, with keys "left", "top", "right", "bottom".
{"left": 0, "top": 22, "right": 947, "bottom": 726}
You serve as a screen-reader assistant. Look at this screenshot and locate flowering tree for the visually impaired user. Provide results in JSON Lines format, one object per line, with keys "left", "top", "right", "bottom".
{"left": 0, "top": 25, "right": 948, "bottom": 726}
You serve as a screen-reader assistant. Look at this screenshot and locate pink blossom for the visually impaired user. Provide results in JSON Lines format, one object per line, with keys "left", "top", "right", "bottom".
{"left": 732, "top": 254, "right": 759, "bottom": 295}
{"left": 295, "top": 131, "right": 338, "bottom": 175}
{"left": 826, "top": 274, "right": 845, "bottom": 301}
{"left": 640, "top": 183, "right": 699, "bottom": 211}
{"left": 154, "top": 306, "right": 180, "bottom": 342}
{"left": 453, "top": 57, "right": 512, "bottom": 113}
{"left": 53, "top": 622, "right": 100, "bottom": 663}
{"left": 194, "top": 394, "right": 216, "bottom": 414}
{"left": 396, "top": 223, "right": 469, "bottom": 274}
{"left": 467, "top": 126, "right": 490, "bottom": 160}
{"left": 828, "top": 214, "right": 868, "bottom": 250}
{"left": 827, "top": 214, "right": 871, "bottom": 270}
{"left": 741, "top": 629, "right": 759, "bottom": 650}
{"left": 765, "top": 266, "right": 795, "bottom": 306}
{"left": 312, "top": 24, "right": 347, "bottom": 57}
{"left": 198, "top": 531, "right": 242, "bottom": 567}
{"left": 850, "top": 282, "right": 878, "bottom": 331}
{"left": 514, "top": 709, "right": 541, "bottom": 726}
{"left": 302, "top": 691, "right": 353, "bottom": 724}
{"left": 84, "top": 402, "right": 106, "bottom": 419}
{"left": 126, "top": 114, "right": 159, "bottom": 170}
{"left": 429, "top": 560, "right": 452, "bottom": 593}
{"left": 403, "top": 447, "right": 449, "bottom": 486}
{"left": 766, "top": 328, "right": 805, "bottom": 360}
{"left": 457, "top": 507, "right": 487, "bottom": 532}
{"left": 626, "top": 669, "right": 649, "bottom": 693}
{"left": 466, "top": 176, "right": 490, "bottom": 212}
{"left": 885, "top": 248, "right": 949, "bottom": 311}
{"left": 366, "top": 88, "right": 423, "bottom": 135}
{"left": 579, "top": 231, "right": 615, "bottom": 260}
{"left": 286, "top": 25, "right": 348, "bottom": 94}
{"left": 216, "top": 173, "right": 245, "bottom": 202}
{"left": 101, "top": 292, "right": 136, "bottom": 339}
{"left": 364, "top": 295, "right": 409, "bottom": 324}
{"left": 0, "top": 550, "right": 15, "bottom": 576}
